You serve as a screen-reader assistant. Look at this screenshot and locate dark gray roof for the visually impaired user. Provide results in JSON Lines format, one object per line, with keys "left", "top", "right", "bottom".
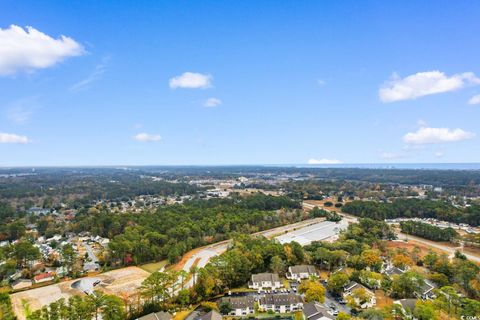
{"left": 137, "top": 311, "right": 173, "bottom": 320}
{"left": 419, "top": 280, "right": 436, "bottom": 295}
{"left": 303, "top": 302, "right": 334, "bottom": 320}
{"left": 289, "top": 265, "right": 317, "bottom": 275}
{"left": 221, "top": 296, "right": 255, "bottom": 309}
{"left": 197, "top": 310, "right": 222, "bottom": 320}
{"left": 385, "top": 267, "right": 404, "bottom": 276}
{"left": 251, "top": 273, "right": 280, "bottom": 283}
{"left": 396, "top": 299, "right": 418, "bottom": 312}
{"left": 260, "top": 293, "right": 303, "bottom": 306}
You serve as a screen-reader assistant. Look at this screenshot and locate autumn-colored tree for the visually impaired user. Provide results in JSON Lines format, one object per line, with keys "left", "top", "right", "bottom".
{"left": 392, "top": 253, "right": 414, "bottom": 269}
{"left": 299, "top": 280, "right": 326, "bottom": 303}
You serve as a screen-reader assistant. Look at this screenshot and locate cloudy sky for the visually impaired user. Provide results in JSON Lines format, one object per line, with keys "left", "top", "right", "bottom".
{"left": 0, "top": 1, "right": 479, "bottom": 166}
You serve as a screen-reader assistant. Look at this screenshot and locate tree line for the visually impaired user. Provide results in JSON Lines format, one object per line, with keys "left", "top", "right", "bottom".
{"left": 343, "top": 199, "right": 480, "bottom": 226}
{"left": 400, "top": 221, "right": 458, "bottom": 242}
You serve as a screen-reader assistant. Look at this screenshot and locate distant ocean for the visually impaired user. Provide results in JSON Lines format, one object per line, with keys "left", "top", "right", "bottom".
{"left": 292, "top": 163, "right": 480, "bottom": 170}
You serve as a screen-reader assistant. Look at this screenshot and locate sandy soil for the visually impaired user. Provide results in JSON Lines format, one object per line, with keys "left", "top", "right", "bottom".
{"left": 11, "top": 266, "right": 150, "bottom": 320}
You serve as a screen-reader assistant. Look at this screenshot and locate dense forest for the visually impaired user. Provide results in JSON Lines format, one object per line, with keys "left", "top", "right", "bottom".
{"left": 400, "top": 221, "right": 458, "bottom": 242}
{"left": 342, "top": 199, "right": 480, "bottom": 226}
{"left": 71, "top": 194, "right": 304, "bottom": 265}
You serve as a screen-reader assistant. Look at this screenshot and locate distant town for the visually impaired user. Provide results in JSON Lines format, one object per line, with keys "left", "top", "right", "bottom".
{"left": 0, "top": 167, "right": 479, "bottom": 320}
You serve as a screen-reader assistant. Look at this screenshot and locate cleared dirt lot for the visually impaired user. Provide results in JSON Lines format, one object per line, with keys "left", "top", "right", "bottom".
{"left": 11, "top": 266, "right": 150, "bottom": 320}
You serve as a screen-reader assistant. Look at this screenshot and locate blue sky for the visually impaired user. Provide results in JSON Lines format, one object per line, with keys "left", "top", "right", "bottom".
{"left": 0, "top": 1, "right": 479, "bottom": 166}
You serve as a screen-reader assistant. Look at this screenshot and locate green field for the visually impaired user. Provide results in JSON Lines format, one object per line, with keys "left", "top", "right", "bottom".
{"left": 139, "top": 260, "right": 168, "bottom": 273}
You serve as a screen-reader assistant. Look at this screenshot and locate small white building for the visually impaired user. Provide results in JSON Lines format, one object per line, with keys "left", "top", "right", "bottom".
{"left": 287, "top": 265, "right": 318, "bottom": 280}
{"left": 248, "top": 273, "right": 282, "bottom": 290}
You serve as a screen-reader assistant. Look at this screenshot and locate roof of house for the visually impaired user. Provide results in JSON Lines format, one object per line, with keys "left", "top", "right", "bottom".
{"left": 395, "top": 299, "right": 418, "bottom": 312}
{"left": 259, "top": 293, "right": 303, "bottom": 306}
{"left": 419, "top": 280, "right": 436, "bottom": 295}
{"left": 303, "top": 302, "right": 334, "bottom": 320}
{"left": 197, "top": 310, "right": 222, "bottom": 320}
{"left": 251, "top": 273, "right": 280, "bottom": 283}
{"left": 289, "top": 265, "right": 317, "bottom": 275}
{"left": 221, "top": 296, "right": 256, "bottom": 309}
{"left": 34, "top": 272, "right": 54, "bottom": 281}
{"left": 344, "top": 281, "right": 374, "bottom": 295}
{"left": 344, "top": 281, "right": 360, "bottom": 291}
{"left": 385, "top": 266, "right": 405, "bottom": 276}
{"left": 137, "top": 311, "right": 173, "bottom": 320}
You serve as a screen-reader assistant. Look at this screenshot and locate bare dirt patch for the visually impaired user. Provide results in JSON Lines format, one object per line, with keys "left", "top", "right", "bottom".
{"left": 10, "top": 266, "right": 150, "bottom": 320}
{"left": 386, "top": 240, "right": 446, "bottom": 257}
{"left": 172, "top": 247, "right": 204, "bottom": 271}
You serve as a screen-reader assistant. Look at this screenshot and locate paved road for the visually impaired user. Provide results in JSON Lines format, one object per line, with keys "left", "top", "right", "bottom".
{"left": 397, "top": 232, "right": 480, "bottom": 263}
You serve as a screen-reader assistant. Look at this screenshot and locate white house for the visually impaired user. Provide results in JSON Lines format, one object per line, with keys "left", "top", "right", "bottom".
{"left": 259, "top": 294, "right": 303, "bottom": 313}
{"left": 248, "top": 273, "right": 282, "bottom": 290}
{"left": 220, "top": 296, "right": 255, "bottom": 316}
{"left": 287, "top": 265, "right": 318, "bottom": 281}
{"left": 343, "top": 281, "right": 376, "bottom": 309}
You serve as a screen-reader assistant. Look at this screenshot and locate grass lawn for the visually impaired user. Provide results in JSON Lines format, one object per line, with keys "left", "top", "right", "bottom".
{"left": 139, "top": 260, "right": 168, "bottom": 273}
{"left": 174, "top": 309, "right": 195, "bottom": 320}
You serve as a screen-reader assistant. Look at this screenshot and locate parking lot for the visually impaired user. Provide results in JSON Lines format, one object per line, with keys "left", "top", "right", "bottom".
{"left": 321, "top": 282, "right": 351, "bottom": 315}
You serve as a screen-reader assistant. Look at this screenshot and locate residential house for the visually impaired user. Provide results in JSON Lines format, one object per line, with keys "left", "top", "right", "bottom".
{"left": 394, "top": 299, "right": 418, "bottom": 319}
{"left": 28, "top": 207, "right": 50, "bottom": 216}
{"left": 220, "top": 296, "right": 255, "bottom": 316}
{"left": 383, "top": 266, "right": 405, "bottom": 277}
{"left": 286, "top": 265, "right": 318, "bottom": 281}
{"left": 416, "top": 280, "right": 437, "bottom": 300}
{"left": 196, "top": 310, "right": 223, "bottom": 320}
{"left": 33, "top": 272, "right": 55, "bottom": 284}
{"left": 343, "top": 281, "right": 376, "bottom": 309}
{"left": 302, "top": 301, "right": 334, "bottom": 320}
{"left": 137, "top": 311, "right": 172, "bottom": 320}
{"left": 258, "top": 293, "right": 303, "bottom": 313}
{"left": 248, "top": 273, "right": 282, "bottom": 290}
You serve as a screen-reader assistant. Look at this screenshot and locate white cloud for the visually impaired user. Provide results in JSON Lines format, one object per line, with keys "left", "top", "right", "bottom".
{"left": 7, "top": 106, "right": 33, "bottom": 124}
{"left": 0, "top": 132, "right": 29, "bottom": 144}
{"left": 0, "top": 25, "right": 84, "bottom": 75}
{"left": 317, "top": 79, "right": 326, "bottom": 87}
{"left": 381, "top": 152, "right": 403, "bottom": 160}
{"left": 435, "top": 152, "right": 444, "bottom": 158}
{"left": 203, "top": 97, "right": 222, "bottom": 107}
{"left": 169, "top": 72, "right": 212, "bottom": 89}
{"left": 307, "top": 158, "right": 342, "bottom": 165}
{"left": 403, "top": 126, "right": 475, "bottom": 144}
{"left": 468, "top": 94, "right": 480, "bottom": 105}
{"left": 379, "top": 71, "right": 480, "bottom": 103}
{"left": 133, "top": 133, "right": 161, "bottom": 142}
{"left": 70, "top": 56, "right": 109, "bottom": 92}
